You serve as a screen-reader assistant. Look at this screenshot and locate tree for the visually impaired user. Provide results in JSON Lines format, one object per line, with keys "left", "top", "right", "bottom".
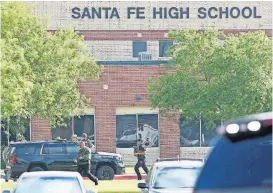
{"left": 1, "top": 2, "right": 103, "bottom": 127}
{"left": 148, "top": 29, "right": 272, "bottom": 125}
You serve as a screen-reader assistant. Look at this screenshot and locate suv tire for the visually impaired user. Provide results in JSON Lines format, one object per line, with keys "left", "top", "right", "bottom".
{"left": 29, "top": 166, "right": 44, "bottom": 172}
{"left": 96, "top": 165, "right": 115, "bottom": 180}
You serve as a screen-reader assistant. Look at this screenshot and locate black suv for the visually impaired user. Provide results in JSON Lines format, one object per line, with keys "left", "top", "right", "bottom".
{"left": 4, "top": 140, "right": 125, "bottom": 181}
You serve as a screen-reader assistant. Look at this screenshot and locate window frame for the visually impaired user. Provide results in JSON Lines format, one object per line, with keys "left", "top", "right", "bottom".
{"left": 65, "top": 143, "right": 80, "bottom": 154}
{"left": 41, "top": 143, "right": 66, "bottom": 155}
{"left": 159, "top": 41, "right": 173, "bottom": 57}
{"left": 132, "top": 41, "right": 147, "bottom": 57}
{"left": 116, "top": 113, "right": 159, "bottom": 148}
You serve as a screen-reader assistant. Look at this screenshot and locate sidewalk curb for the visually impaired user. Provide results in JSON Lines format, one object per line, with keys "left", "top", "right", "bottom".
{"left": 83, "top": 174, "right": 147, "bottom": 180}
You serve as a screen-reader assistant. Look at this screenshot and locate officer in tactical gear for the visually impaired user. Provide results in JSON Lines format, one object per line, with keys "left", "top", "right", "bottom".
{"left": 134, "top": 139, "right": 149, "bottom": 180}
{"left": 72, "top": 134, "right": 78, "bottom": 144}
{"left": 82, "top": 133, "right": 96, "bottom": 153}
{"left": 77, "top": 141, "right": 98, "bottom": 185}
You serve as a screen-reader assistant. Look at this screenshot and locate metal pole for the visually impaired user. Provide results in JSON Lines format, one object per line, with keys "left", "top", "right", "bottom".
{"left": 199, "top": 113, "right": 202, "bottom": 147}
{"left": 7, "top": 117, "right": 10, "bottom": 145}
{"left": 72, "top": 117, "right": 74, "bottom": 134}
{"left": 29, "top": 116, "right": 32, "bottom": 141}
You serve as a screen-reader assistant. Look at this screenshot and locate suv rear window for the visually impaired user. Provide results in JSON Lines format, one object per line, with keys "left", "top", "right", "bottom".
{"left": 195, "top": 133, "right": 272, "bottom": 189}
{"left": 14, "top": 144, "right": 40, "bottom": 155}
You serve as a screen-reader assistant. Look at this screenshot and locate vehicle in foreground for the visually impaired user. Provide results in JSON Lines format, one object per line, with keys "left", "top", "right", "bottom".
{"left": 194, "top": 112, "right": 272, "bottom": 193}
{"left": 138, "top": 158, "right": 204, "bottom": 193}
{"left": 2, "top": 171, "right": 96, "bottom": 193}
{"left": 4, "top": 139, "right": 124, "bottom": 181}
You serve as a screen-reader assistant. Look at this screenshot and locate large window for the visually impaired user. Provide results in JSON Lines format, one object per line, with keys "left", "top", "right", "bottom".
{"left": 116, "top": 114, "right": 159, "bottom": 148}
{"left": 132, "top": 41, "right": 147, "bottom": 57}
{"left": 51, "top": 119, "right": 73, "bottom": 141}
{"left": 51, "top": 115, "right": 95, "bottom": 142}
{"left": 74, "top": 115, "right": 95, "bottom": 141}
{"left": 159, "top": 41, "right": 173, "bottom": 57}
{"left": 180, "top": 117, "right": 219, "bottom": 147}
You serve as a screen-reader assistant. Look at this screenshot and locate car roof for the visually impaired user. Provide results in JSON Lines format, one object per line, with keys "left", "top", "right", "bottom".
{"left": 20, "top": 171, "right": 81, "bottom": 178}
{"left": 153, "top": 160, "right": 204, "bottom": 168}
{"left": 224, "top": 112, "right": 272, "bottom": 125}
{"left": 10, "top": 140, "right": 75, "bottom": 145}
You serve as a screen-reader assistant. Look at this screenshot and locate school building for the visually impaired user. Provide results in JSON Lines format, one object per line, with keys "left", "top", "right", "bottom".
{"left": 26, "top": 1, "right": 272, "bottom": 159}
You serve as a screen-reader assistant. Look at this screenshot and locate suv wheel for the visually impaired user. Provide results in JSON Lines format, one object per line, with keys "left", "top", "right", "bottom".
{"left": 30, "top": 166, "right": 45, "bottom": 172}
{"left": 97, "top": 165, "right": 115, "bottom": 180}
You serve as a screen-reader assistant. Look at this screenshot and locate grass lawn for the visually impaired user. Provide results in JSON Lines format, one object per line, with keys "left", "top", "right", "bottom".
{"left": 125, "top": 166, "right": 151, "bottom": 174}
{"left": 1, "top": 180, "right": 141, "bottom": 193}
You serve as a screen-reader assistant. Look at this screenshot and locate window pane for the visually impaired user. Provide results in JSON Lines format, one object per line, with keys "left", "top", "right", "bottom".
{"left": 180, "top": 117, "right": 220, "bottom": 147}
{"left": 201, "top": 120, "right": 219, "bottom": 147}
{"left": 133, "top": 41, "right": 147, "bottom": 57}
{"left": 138, "top": 114, "right": 159, "bottom": 147}
{"left": 66, "top": 144, "right": 80, "bottom": 153}
{"left": 16, "top": 144, "right": 38, "bottom": 155}
{"left": 154, "top": 167, "right": 200, "bottom": 188}
{"left": 159, "top": 41, "right": 173, "bottom": 57}
{"left": 74, "top": 115, "right": 95, "bottom": 142}
{"left": 116, "top": 115, "right": 137, "bottom": 148}
{"left": 48, "top": 144, "right": 64, "bottom": 154}
{"left": 16, "top": 177, "right": 82, "bottom": 193}
{"left": 180, "top": 117, "right": 200, "bottom": 147}
{"left": 42, "top": 144, "right": 49, "bottom": 154}
{"left": 51, "top": 119, "right": 73, "bottom": 140}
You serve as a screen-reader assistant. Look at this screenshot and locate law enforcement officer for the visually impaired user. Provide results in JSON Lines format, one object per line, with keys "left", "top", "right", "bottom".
{"left": 72, "top": 134, "right": 78, "bottom": 144}
{"left": 134, "top": 139, "right": 149, "bottom": 180}
{"left": 77, "top": 141, "right": 98, "bottom": 185}
{"left": 82, "top": 133, "right": 96, "bottom": 153}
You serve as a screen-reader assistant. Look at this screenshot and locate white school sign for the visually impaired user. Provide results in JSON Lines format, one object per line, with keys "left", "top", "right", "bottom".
{"left": 26, "top": 1, "right": 272, "bottom": 30}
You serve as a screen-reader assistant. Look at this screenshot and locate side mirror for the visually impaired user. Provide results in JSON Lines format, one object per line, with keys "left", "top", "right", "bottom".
{"left": 138, "top": 183, "right": 148, "bottom": 189}
{"left": 2, "top": 190, "right": 11, "bottom": 193}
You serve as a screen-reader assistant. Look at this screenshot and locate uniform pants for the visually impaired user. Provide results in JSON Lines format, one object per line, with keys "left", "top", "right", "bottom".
{"left": 134, "top": 160, "right": 149, "bottom": 180}
{"left": 77, "top": 164, "right": 98, "bottom": 184}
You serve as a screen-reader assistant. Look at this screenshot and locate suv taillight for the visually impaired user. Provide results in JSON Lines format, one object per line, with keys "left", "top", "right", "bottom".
{"left": 12, "top": 155, "right": 16, "bottom": 165}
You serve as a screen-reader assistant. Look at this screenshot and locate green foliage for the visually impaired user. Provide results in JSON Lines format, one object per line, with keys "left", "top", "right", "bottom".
{"left": 1, "top": 145, "right": 7, "bottom": 169}
{"left": 1, "top": 2, "right": 103, "bottom": 127}
{"left": 148, "top": 29, "right": 272, "bottom": 123}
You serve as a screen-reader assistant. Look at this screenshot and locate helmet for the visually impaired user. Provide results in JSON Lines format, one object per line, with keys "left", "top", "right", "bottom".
{"left": 82, "top": 133, "right": 87, "bottom": 138}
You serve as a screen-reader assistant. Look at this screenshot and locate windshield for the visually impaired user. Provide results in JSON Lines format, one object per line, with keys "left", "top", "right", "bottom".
{"left": 153, "top": 167, "right": 200, "bottom": 189}
{"left": 13, "top": 177, "right": 83, "bottom": 193}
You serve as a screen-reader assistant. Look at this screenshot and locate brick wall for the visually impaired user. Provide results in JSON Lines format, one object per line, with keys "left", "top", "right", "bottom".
{"left": 159, "top": 112, "right": 181, "bottom": 158}
{"left": 79, "top": 29, "right": 272, "bottom": 41}
{"left": 76, "top": 65, "right": 181, "bottom": 157}
{"left": 78, "top": 29, "right": 272, "bottom": 61}
{"left": 31, "top": 116, "right": 51, "bottom": 140}
{"left": 84, "top": 40, "right": 171, "bottom": 61}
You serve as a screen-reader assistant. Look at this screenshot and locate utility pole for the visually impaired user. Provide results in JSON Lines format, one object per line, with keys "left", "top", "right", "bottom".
{"left": 199, "top": 112, "right": 202, "bottom": 147}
